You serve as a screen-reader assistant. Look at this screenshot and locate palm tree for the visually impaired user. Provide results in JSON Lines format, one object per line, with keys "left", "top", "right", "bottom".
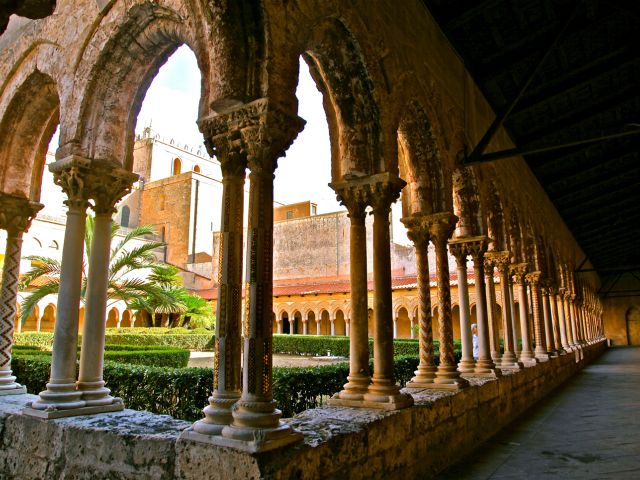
{"left": 18, "top": 215, "right": 178, "bottom": 325}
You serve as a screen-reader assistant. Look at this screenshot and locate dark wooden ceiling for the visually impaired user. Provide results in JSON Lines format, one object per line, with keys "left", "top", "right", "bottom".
{"left": 423, "top": 0, "right": 640, "bottom": 277}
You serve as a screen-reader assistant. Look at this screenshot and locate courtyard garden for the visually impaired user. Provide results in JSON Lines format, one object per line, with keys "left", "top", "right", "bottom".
{"left": 12, "top": 329, "right": 462, "bottom": 419}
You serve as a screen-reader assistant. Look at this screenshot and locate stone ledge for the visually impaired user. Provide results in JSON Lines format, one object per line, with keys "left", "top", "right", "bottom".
{"left": 0, "top": 340, "right": 607, "bottom": 479}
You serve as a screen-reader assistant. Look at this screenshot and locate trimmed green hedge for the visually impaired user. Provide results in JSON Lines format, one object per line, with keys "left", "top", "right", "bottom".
{"left": 13, "top": 344, "right": 190, "bottom": 368}
{"left": 12, "top": 352, "right": 467, "bottom": 419}
{"left": 14, "top": 332, "right": 214, "bottom": 351}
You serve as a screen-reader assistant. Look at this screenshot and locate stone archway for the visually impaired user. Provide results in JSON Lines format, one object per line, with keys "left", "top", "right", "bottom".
{"left": 40, "top": 304, "right": 56, "bottom": 332}
{"left": 396, "top": 307, "right": 411, "bottom": 339}
{"left": 626, "top": 306, "right": 640, "bottom": 345}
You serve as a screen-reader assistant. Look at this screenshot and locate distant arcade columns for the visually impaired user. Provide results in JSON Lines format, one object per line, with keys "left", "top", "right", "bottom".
{"left": 484, "top": 258, "right": 502, "bottom": 363}
{"left": 448, "top": 240, "right": 475, "bottom": 374}
{"left": 0, "top": 194, "right": 42, "bottom": 396}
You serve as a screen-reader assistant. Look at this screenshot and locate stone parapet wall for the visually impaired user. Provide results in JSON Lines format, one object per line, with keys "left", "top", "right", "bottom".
{"left": 0, "top": 341, "right": 606, "bottom": 479}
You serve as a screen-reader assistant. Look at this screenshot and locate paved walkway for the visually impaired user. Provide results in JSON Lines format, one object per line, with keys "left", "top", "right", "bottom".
{"left": 439, "top": 347, "right": 640, "bottom": 480}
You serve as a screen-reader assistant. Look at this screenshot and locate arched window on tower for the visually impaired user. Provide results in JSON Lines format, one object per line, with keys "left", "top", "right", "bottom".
{"left": 193, "top": 164, "right": 201, "bottom": 173}
{"left": 121, "top": 205, "right": 130, "bottom": 228}
{"left": 173, "top": 158, "right": 182, "bottom": 175}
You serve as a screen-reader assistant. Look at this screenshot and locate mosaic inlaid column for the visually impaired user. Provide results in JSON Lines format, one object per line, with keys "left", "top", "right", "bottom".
{"left": 488, "top": 252, "right": 521, "bottom": 369}
{"left": 469, "top": 240, "right": 498, "bottom": 375}
{"left": 193, "top": 136, "right": 247, "bottom": 436}
{"left": 484, "top": 259, "right": 502, "bottom": 363}
{"left": 508, "top": 277, "right": 519, "bottom": 354}
{"left": 430, "top": 212, "right": 469, "bottom": 389}
{"left": 449, "top": 241, "right": 475, "bottom": 373}
{"left": 526, "top": 271, "right": 549, "bottom": 362}
{"left": 221, "top": 102, "right": 304, "bottom": 450}
{"left": 512, "top": 264, "right": 536, "bottom": 364}
{"left": 329, "top": 180, "right": 371, "bottom": 403}
{"left": 402, "top": 214, "right": 437, "bottom": 387}
{"left": 0, "top": 194, "right": 42, "bottom": 395}
{"left": 364, "top": 174, "right": 413, "bottom": 408}
{"left": 78, "top": 165, "right": 136, "bottom": 409}
{"left": 29, "top": 160, "right": 91, "bottom": 413}
{"left": 541, "top": 283, "right": 558, "bottom": 356}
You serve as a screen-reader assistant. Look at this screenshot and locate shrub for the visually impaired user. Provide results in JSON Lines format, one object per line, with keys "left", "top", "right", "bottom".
{"left": 13, "top": 344, "right": 189, "bottom": 368}
{"left": 12, "top": 353, "right": 442, "bottom": 420}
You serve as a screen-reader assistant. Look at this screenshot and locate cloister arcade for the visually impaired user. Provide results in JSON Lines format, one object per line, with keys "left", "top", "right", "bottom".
{"left": 0, "top": 0, "right": 606, "bottom": 471}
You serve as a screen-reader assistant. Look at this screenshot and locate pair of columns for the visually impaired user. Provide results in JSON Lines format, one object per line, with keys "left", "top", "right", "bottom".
{"left": 449, "top": 237, "right": 499, "bottom": 377}
{"left": 21, "top": 156, "right": 137, "bottom": 418}
{"left": 393, "top": 315, "right": 417, "bottom": 339}
{"left": 0, "top": 194, "right": 43, "bottom": 396}
{"left": 400, "top": 213, "right": 468, "bottom": 390}
{"left": 326, "top": 173, "right": 413, "bottom": 408}
{"left": 185, "top": 100, "right": 306, "bottom": 452}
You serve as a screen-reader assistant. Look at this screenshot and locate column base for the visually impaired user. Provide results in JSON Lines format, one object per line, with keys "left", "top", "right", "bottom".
{"left": 470, "top": 364, "right": 502, "bottom": 378}
{"left": 433, "top": 365, "right": 470, "bottom": 389}
{"left": 329, "top": 391, "right": 414, "bottom": 410}
{"left": 333, "top": 373, "right": 371, "bottom": 401}
{"left": 0, "top": 384, "right": 27, "bottom": 396}
{"left": 534, "top": 351, "right": 550, "bottom": 362}
{"left": 457, "top": 359, "right": 476, "bottom": 373}
{"left": 192, "top": 392, "right": 240, "bottom": 436}
{"left": 362, "top": 377, "right": 414, "bottom": 409}
{"left": 23, "top": 398, "right": 124, "bottom": 419}
{"left": 78, "top": 380, "right": 116, "bottom": 407}
{"left": 405, "top": 365, "right": 437, "bottom": 388}
{"left": 420, "top": 378, "right": 469, "bottom": 391}
{"left": 31, "top": 381, "right": 86, "bottom": 411}
{"left": 499, "top": 353, "right": 524, "bottom": 370}
{"left": 182, "top": 425, "right": 303, "bottom": 453}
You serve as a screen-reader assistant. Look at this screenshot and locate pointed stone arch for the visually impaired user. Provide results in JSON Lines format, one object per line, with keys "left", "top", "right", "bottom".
{"left": 302, "top": 17, "right": 384, "bottom": 180}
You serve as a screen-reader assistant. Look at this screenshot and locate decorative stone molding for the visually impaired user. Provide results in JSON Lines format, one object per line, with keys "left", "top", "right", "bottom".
{"left": 0, "top": 193, "right": 43, "bottom": 236}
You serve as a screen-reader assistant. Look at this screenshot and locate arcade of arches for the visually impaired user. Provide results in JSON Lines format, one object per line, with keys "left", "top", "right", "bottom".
{"left": 0, "top": 1, "right": 621, "bottom": 478}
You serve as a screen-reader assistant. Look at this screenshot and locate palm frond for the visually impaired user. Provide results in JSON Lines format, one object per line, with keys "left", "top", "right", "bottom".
{"left": 111, "top": 224, "right": 163, "bottom": 259}
{"left": 85, "top": 214, "right": 95, "bottom": 260}
{"left": 109, "top": 242, "right": 165, "bottom": 281}
{"left": 19, "top": 281, "right": 59, "bottom": 325}
{"left": 18, "top": 256, "right": 62, "bottom": 290}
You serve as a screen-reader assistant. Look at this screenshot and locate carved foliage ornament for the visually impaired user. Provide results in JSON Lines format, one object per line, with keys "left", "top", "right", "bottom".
{"left": 0, "top": 194, "right": 43, "bottom": 236}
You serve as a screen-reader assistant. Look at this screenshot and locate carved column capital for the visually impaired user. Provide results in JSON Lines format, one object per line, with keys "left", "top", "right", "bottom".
{"left": 449, "top": 236, "right": 488, "bottom": 265}
{"left": 49, "top": 156, "right": 137, "bottom": 214}
{"left": 525, "top": 271, "right": 542, "bottom": 286}
{"left": 485, "top": 251, "right": 511, "bottom": 271}
{"left": 401, "top": 214, "right": 431, "bottom": 249}
{"left": 510, "top": 263, "right": 529, "bottom": 284}
{"left": 88, "top": 163, "right": 138, "bottom": 214}
{"left": 0, "top": 193, "right": 43, "bottom": 236}
{"left": 425, "top": 212, "right": 457, "bottom": 248}
{"left": 200, "top": 98, "right": 305, "bottom": 175}
{"left": 330, "top": 180, "right": 370, "bottom": 223}
{"left": 367, "top": 173, "right": 405, "bottom": 215}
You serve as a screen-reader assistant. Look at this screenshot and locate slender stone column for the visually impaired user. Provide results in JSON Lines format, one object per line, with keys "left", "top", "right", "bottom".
{"left": 193, "top": 139, "right": 247, "bottom": 436}
{"left": 220, "top": 101, "right": 305, "bottom": 451}
{"left": 78, "top": 166, "right": 136, "bottom": 409}
{"left": 276, "top": 320, "right": 283, "bottom": 334}
{"left": 449, "top": 242, "right": 475, "bottom": 373}
{"left": 364, "top": 174, "right": 412, "bottom": 408}
{"left": 508, "top": 278, "right": 519, "bottom": 354}
{"left": 291, "top": 319, "right": 296, "bottom": 335}
{"left": 469, "top": 240, "right": 498, "bottom": 375}
{"left": 512, "top": 264, "right": 536, "bottom": 364}
{"left": 487, "top": 252, "right": 521, "bottom": 369}
{"left": 329, "top": 180, "right": 371, "bottom": 403}
{"left": 541, "top": 284, "right": 558, "bottom": 356}
{"left": 345, "top": 319, "right": 350, "bottom": 337}
{"left": 526, "top": 272, "right": 549, "bottom": 362}
{"left": 0, "top": 194, "right": 42, "bottom": 395}
{"left": 29, "top": 161, "right": 91, "bottom": 413}
{"left": 403, "top": 215, "right": 437, "bottom": 387}
{"left": 565, "top": 293, "right": 578, "bottom": 349}
{"left": 484, "top": 259, "right": 502, "bottom": 363}
{"left": 557, "top": 288, "right": 572, "bottom": 351}
{"left": 316, "top": 320, "right": 321, "bottom": 336}
{"left": 303, "top": 320, "right": 309, "bottom": 335}
{"left": 430, "top": 212, "right": 469, "bottom": 389}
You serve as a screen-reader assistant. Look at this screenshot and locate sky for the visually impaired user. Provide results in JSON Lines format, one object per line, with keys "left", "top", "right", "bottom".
{"left": 134, "top": 45, "right": 409, "bottom": 244}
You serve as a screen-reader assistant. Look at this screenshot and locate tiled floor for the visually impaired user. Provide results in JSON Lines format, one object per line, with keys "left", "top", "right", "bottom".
{"left": 439, "top": 347, "right": 640, "bottom": 479}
